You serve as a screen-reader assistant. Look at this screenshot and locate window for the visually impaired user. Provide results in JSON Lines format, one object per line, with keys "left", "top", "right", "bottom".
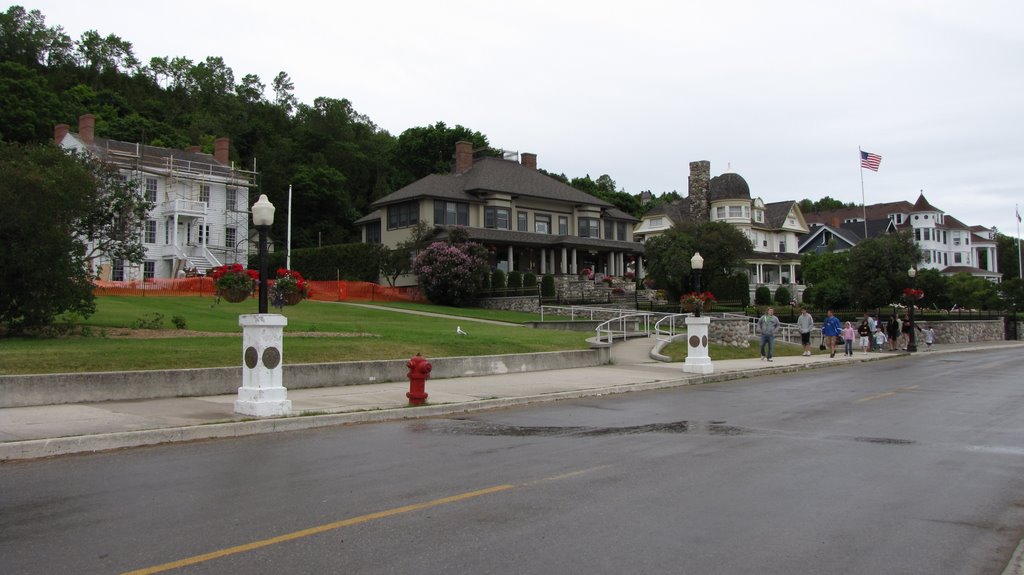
{"left": 754, "top": 210, "right": 764, "bottom": 223}
{"left": 535, "top": 214, "right": 551, "bottom": 234}
{"left": 924, "top": 251, "right": 932, "bottom": 263}
{"left": 112, "top": 260, "right": 125, "bottom": 281}
{"left": 604, "top": 220, "right": 614, "bottom": 239}
{"left": 145, "top": 178, "right": 158, "bottom": 203}
{"left": 365, "top": 222, "right": 381, "bottom": 244}
{"left": 227, "top": 188, "right": 237, "bottom": 211}
{"left": 954, "top": 252, "right": 962, "bottom": 264}
{"left": 484, "top": 207, "right": 510, "bottom": 229}
{"left": 923, "top": 229, "right": 932, "bottom": 241}
{"left": 433, "top": 200, "right": 468, "bottom": 226}
{"left": 225, "top": 227, "right": 236, "bottom": 248}
{"left": 729, "top": 205, "right": 743, "bottom": 218}
{"left": 617, "top": 222, "right": 626, "bottom": 240}
{"left": 578, "top": 217, "right": 600, "bottom": 238}
{"left": 517, "top": 211, "right": 528, "bottom": 232}
{"left": 953, "top": 235, "right": 961, "bottom": 246}
{"left": 558, "top": 216, "right": 568, "bottom": 236}
{"left": 915, "top": 229, "right": 921, "bottom": 241}
{"left": 779, "top": 240, "right": 786, "bottom": 253}
{"left": 716, "top": 206, "right": 726, "bottom": 219}
{"left": 388, "top": 201, "right": 419, "bottom": 229}
{"left": 199, "top": 184, "right": 210, "bottom": 204}
{"left": 145, "top": 220, "right": 157, "bottom": 244}
{"left": 143, "top": 261, "right": 155, "bottom": 280}
{"left": 198, "top": 224, "right": 210, "bottom": 245}
{"left": 651, "top": 217, "right": 664, "bottom": 227}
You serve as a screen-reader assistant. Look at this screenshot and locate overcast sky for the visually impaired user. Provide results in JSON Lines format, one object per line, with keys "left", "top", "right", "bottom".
{"left": 24, "top": 0, "right": 1024, "bottom": 235}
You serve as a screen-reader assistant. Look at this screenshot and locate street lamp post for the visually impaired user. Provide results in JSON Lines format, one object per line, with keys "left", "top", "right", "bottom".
{"left": 235, "top": 194, "right": 291, "bottom": 417}
{"left": 251, "top": 194, "right": 275, "bottom": 314}
{"left": 907, "top": 267, "right": 918, "bottom": 353}
{"left": 683, "top": 252, "right": 713, "bottom": 374}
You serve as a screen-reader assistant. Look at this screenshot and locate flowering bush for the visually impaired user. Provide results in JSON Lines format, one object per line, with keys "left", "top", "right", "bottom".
{"left": 579, "top": 267, "right": 594, "bottom": 280}
{"left": 270, "top": 268, "right": 311, "bottom": 307}
{"left": 643, "top": 278, "right": 656, "bottom": 290}
{"left": 903, "top": 287, "right": 925, "bottom": 301}
{"left": 624, "top": 271, "right": 635, "bottom": 280}
{"left": 210, "top": 263, "right": 258, "bottom": 293}
{"left": 602, "top": 275, "right": 614, "bottom": 285}
{"left": 413, "top": 240, "right": 490, "bottom": 306}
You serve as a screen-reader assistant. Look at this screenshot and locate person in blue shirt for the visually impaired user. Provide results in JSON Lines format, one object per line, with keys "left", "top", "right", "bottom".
{"left": 821, "top": 309, "right": 843, "bottom": 359}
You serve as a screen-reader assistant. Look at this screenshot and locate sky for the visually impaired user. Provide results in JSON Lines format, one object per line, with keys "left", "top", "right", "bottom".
{"left": 22, "top": 0, "right": 1024, "bottom": 235}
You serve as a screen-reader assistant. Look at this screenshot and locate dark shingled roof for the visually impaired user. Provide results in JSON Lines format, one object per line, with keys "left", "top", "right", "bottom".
{"left": 434, "top": 227, "right": 644, "bottom": 253}
{"left": 368, "top": 157, "right": 629, "bottom": 218}
{"left": 764, "top": 201, "right": 796, "bottom": 228}
{"left": 708, "top": 172, "right": 750, "bottom": 201}
{"left": 912, "top": 192, "right": 942, "bottom": 213}
{"left": 803, "top": 201, "right": 913, "bottom": 225}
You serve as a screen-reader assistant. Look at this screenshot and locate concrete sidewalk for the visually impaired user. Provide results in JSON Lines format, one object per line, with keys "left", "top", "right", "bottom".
{"left": 2, "top": 339, "right": 1020, "bottom": 461}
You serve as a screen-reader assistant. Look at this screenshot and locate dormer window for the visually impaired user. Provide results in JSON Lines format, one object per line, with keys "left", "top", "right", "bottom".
{"left": 754, "top": 210, "right": 764, "bottom": 223}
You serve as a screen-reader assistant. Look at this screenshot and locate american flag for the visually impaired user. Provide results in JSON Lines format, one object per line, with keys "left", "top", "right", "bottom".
{"left": 860, "top": 150, "right": 882, "bottom": 171}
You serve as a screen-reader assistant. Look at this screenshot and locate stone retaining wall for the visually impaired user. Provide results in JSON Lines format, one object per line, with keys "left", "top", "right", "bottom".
{"left": 928, "top": 319, "right": 1003, "bottom": 344}
{"left": 710, "top": 317, "right": 751, "bottom": 347}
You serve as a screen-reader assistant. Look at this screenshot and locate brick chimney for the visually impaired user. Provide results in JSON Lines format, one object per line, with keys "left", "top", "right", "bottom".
{"left": 454, "top": 141, "right": 473, "bottom": 174}
{"left": 521, "top": 152, "right": 537, "bottom": 170}
{"left": 186, "top": 145, "right": 201, "bottom": 153}
{"left": 78, "top": 114, "right": 95, "bottom": 145}
{"left": 54, "top": 123, "right": 69, "bottom": 145}
{"left": 831, "top": 216, "right": 841, "bottom": 228}
{"left": 214, "top": 137, "right": 229, "bottom": 164}
{"left": 688, "top": 160, "right": 710, "bottom": 223}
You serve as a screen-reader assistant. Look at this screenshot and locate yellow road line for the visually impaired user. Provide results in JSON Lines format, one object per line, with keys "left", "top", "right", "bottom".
{"left": 121, "top": 484, "right": 514, "bottom": 575}
{"left": 854, "top": 384, "right": 921, "bottom": 404}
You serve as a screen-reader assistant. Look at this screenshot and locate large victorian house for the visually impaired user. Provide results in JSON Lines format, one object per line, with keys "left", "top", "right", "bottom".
{"left": 56, "top": 114, "right": 257, "bottom": 281}
{"left": 800, "top": 193, "right": 1000, "bottom": 282}
{"left": 634, "top": 161, "right": 810, "bottom": 297}
{"left": 357, "top": 142, "right": 642, "bottom": 286}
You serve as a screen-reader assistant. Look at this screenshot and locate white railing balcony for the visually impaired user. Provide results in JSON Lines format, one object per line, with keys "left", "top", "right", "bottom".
{"left": 160, "top": 198, "right": 207, "bottom": 217}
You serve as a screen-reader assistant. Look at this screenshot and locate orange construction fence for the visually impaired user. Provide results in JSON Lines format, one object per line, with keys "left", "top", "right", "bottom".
{"left": 93, "top": 279, "right": 425, "bottom": 303}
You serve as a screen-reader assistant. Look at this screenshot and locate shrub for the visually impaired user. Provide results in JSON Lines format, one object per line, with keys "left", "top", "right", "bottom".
{"left": 507, "top": 271, "right": 523, "bottom": 289}
{"left": 541, "top": 274, "right": 556, "bottom": 297}
{"left": 754, "top": 286, "right": 772, "bottom": 306}
{"left": 131, "top": 313, "right": 164, "bottom": 329}
{"left": 256, "top": 243, "right": 382, "bottom": 281}
{"left": 523, "top": 272, "right": 537, "bottom": 289}
{"left": 774, "top": 286, "right": 792, "bottom": 306}
{"left": 491, "top": 269, "right": 507, "bottom": 289}
{"left": 171, "top": 315, "right": 187, "bottom": 330}
{"left": 412, "top": 240, "right": 490, "bottom": 306}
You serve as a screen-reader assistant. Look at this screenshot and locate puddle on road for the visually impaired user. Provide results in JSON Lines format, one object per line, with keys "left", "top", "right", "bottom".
{"left": 426, "top": 419, "right": 755, "bottom": 438}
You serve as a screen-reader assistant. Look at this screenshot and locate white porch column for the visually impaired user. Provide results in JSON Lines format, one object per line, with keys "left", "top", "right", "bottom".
{"left": 571, "top": 249, "right": 578, "bottom": 274}
{"left": 540, "top": 248, "right": 547, "bottom": 274}
{"left": 607, "top": 252, "right": 614, "bottom": 276}
{"left": 235, "top": 314, "right": 291, "bottom": 417}
{"left": 637, "top": 257, "right": 644, "bottom": 280}
{"left": 561, "top": 248, "right": 568, "bottom": 274}
{"left": 618, "top": 253, "right": 625, "bottom": 276}
{"left": 507, "top": 246, "right": 514, "bottom": 272}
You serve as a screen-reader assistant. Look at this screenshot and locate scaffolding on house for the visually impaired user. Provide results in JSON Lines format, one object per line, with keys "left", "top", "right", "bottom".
{"left": 95, "top": 140, "right": 258, "bottom": 278}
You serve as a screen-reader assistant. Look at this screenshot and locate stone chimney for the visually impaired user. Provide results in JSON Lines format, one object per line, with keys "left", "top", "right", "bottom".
{"left": 78, "top": 114, "right": 95, "bottom": 145}
{"left": 54, "top": 124, "right": 69, "bottom": 145}
{"left": 454, "top": 141, "right": 473, "bottom": 174}
{"left": 214, "top": 137, "right": 229, "bottom": 164}
{"left": 688, "top": 160, "right": 711, "bottom": 223}
{"left": 521, "top": 152, "right": 537, "bottom": 170}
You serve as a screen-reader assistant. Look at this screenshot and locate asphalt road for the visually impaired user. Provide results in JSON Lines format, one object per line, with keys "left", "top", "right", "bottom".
{"left": 2, "top": 348, "right": 1023, "bottom": 574}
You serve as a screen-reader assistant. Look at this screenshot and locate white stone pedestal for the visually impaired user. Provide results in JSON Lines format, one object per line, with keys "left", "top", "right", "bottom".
{"left": 683, "top": 315, "right": 714, "bottom": 374}
{"left": 235, "top": 314, "right": 292, "bottom": 417}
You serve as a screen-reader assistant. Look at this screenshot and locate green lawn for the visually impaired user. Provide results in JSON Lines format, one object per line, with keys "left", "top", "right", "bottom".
{"left": 0, "top": 297, "right": 587, "bottom": 375}
{"left": 661, "top": 339, "right": 805, "bottom": 361}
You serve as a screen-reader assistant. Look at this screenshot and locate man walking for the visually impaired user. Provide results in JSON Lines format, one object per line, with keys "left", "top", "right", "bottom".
{"left": 797, "top": 307, "right": 814, "bottom": 357}
{"left": 822, "top": 309, "right": 843, "bottom": 359}
{"left": 758, "top": 307, "right": 781, "bottom": 362}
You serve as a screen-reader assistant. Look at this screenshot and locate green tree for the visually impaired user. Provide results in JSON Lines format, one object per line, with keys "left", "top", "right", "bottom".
{"left": 0, "top": 61, "right": 60, "bottom": 143}
{"left": 272, "top": 71, "right": 297, "bottom": 114}
{"left": 998, "top": 278, "right": 1024, "bottom": 311}
{"left": 800, "top": 251, "right": 852, "bottom": 308}
{"left": 846, "top": 231, "right": 921, "bottom": 308}
{"left": 996, "top": 233, "right": 1021, "bottom": 281}
{"left": 643, "top": 221, "right": 752, "bottom": 301}
{"left": 378, "top": 221, "right": 436, "bottom": 287}
{"left": 393, "top": 122, "right": 492, "bottom": 184}
{"left": 0, "top": 143, "right": 147, "bottom": 332}
{"left": 913, "top": 268, "right": 951, "bottom": 310}
{"left": 947, "top": 273, "right": 1001, "bottom": 310}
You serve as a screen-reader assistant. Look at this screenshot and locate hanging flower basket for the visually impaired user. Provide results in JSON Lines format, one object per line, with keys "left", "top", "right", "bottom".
{"left": 280, "top": 291, "right": 304, "bottom": 306}
{"left": 217, "top": 287, "right": 251, "bottom": 303}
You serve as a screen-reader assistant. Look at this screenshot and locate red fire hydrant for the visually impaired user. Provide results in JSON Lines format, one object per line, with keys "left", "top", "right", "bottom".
{"left": 406, "top": 353, "right": 432, "bottom": 406}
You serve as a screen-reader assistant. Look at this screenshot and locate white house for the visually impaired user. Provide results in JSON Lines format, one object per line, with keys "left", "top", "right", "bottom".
{"left": 55, "top": 114, "right": 257, "bottom": 281}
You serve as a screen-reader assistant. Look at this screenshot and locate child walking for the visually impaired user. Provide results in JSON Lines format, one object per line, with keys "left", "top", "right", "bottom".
{"left": 842, "top": 321, "right": 856, "bottom": 357}
{"left": 874, "top": 327, "right": 888, "bottom": 352}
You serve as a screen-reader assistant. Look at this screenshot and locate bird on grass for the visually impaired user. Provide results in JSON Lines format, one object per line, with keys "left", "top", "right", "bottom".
{"left": 456, "top": 326, "right": 467, "bottom": 336}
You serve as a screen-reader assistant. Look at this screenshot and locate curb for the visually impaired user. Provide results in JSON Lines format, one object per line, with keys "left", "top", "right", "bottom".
{"left": 1, "top": 343, "right": 1016, "bottom": 462}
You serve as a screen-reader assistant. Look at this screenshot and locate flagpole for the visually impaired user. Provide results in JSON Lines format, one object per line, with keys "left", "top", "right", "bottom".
{"left": 1017, "top": 203, "right": 1022, "bottom": 280}
{"left": 859, "top": 147, "right": 868, "bottom": 239}
{"left": 286, "top": 184, "right": 292, "bottom": 270}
